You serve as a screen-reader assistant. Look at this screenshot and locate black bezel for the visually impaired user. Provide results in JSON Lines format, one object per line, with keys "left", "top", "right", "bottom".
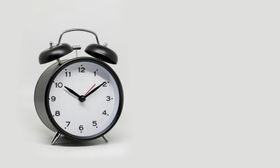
{"left": 45, "top": 57, "right": 124, "bottom": 141}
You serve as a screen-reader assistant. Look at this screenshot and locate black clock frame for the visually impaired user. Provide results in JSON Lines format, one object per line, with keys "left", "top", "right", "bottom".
{"left": 34, "top": 57, "right": 124, "bottom": 141}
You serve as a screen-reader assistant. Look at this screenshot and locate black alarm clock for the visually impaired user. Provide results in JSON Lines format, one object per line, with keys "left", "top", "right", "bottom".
{"left": 34, "top": 28, "right": 124, "bottom": 145}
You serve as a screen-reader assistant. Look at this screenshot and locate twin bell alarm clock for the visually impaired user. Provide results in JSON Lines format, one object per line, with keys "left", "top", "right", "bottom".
{"left": 34, "top": 29, "right": 124, "bottom": 145}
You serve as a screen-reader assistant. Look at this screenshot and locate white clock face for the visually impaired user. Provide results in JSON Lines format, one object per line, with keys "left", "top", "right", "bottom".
{"left": 47, "top": 59, "right": 121, "bottom": 138}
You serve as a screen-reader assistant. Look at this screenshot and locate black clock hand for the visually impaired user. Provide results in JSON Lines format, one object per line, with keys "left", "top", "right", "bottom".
{"left": 84, "top": 82, "right": 106, "bottom": 98}
{"left": 64, "top": 86, "right": 82, "bottom": 99}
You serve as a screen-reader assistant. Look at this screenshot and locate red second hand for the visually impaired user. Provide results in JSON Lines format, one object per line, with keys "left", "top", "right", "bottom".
{"left": 84, "top": 84, "right": 96, "bottom": 96}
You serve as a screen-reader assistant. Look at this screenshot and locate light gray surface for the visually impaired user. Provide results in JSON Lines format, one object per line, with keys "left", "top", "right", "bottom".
{"left": 0, "top": 0, "right": 279, "bottom": 167}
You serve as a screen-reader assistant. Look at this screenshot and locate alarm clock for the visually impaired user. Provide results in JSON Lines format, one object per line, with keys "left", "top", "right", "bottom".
{"left": 34, "top": 28, "right": 124, "bottom": 145}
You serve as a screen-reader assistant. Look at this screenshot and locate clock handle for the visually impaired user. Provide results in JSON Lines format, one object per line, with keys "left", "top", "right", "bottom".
{"left": 58, "top": 28, "right": 118, "bottom": 64}
{"left": 40, "top": 28, "right": 118, "bottom": 65}
{"left": 57, "top": 28, "right": 100, "bottom": 45}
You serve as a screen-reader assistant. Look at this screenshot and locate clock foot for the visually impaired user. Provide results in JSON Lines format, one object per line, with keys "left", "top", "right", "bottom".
{"left": 101, "top": 136, "right": 108, "bottom": 143}
{"left": 51, "top": 132, "right": 61, "bottom": 145}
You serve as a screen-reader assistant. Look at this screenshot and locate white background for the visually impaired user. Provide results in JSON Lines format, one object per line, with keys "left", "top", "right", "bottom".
{"left": 0, "top": 0, "right": 279, "bottom": 167}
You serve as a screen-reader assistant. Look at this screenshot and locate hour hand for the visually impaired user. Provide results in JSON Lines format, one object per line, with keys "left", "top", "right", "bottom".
{"left": 64, "top": 86, "right": 81, "bottom": 99}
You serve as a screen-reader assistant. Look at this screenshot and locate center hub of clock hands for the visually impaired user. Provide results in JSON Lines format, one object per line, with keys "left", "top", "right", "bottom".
{"left": 64, "top": 82, "right": 106, "bottom": 102}
{"left": 78, "top": 95, "right": 86, "bottom": 102}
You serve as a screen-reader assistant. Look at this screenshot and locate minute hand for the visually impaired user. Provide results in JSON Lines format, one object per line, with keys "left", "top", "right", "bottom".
{"left": 84, "top": 82, "right": 106, "bottom": 98}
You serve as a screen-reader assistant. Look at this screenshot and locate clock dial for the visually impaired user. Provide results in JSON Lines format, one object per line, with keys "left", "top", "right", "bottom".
{"left": 47, "top": 59, "right": 121, "bottom": 138}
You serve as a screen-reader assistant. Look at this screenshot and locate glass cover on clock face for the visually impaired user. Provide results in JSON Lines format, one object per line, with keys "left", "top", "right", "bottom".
{"left": 47, "top": 60, "right": 120, "bottom": 137}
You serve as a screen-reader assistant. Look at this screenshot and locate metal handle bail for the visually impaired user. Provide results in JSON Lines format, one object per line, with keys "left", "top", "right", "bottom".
{"left": 57, "top": 28, "right": 100, "bottom": 45}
